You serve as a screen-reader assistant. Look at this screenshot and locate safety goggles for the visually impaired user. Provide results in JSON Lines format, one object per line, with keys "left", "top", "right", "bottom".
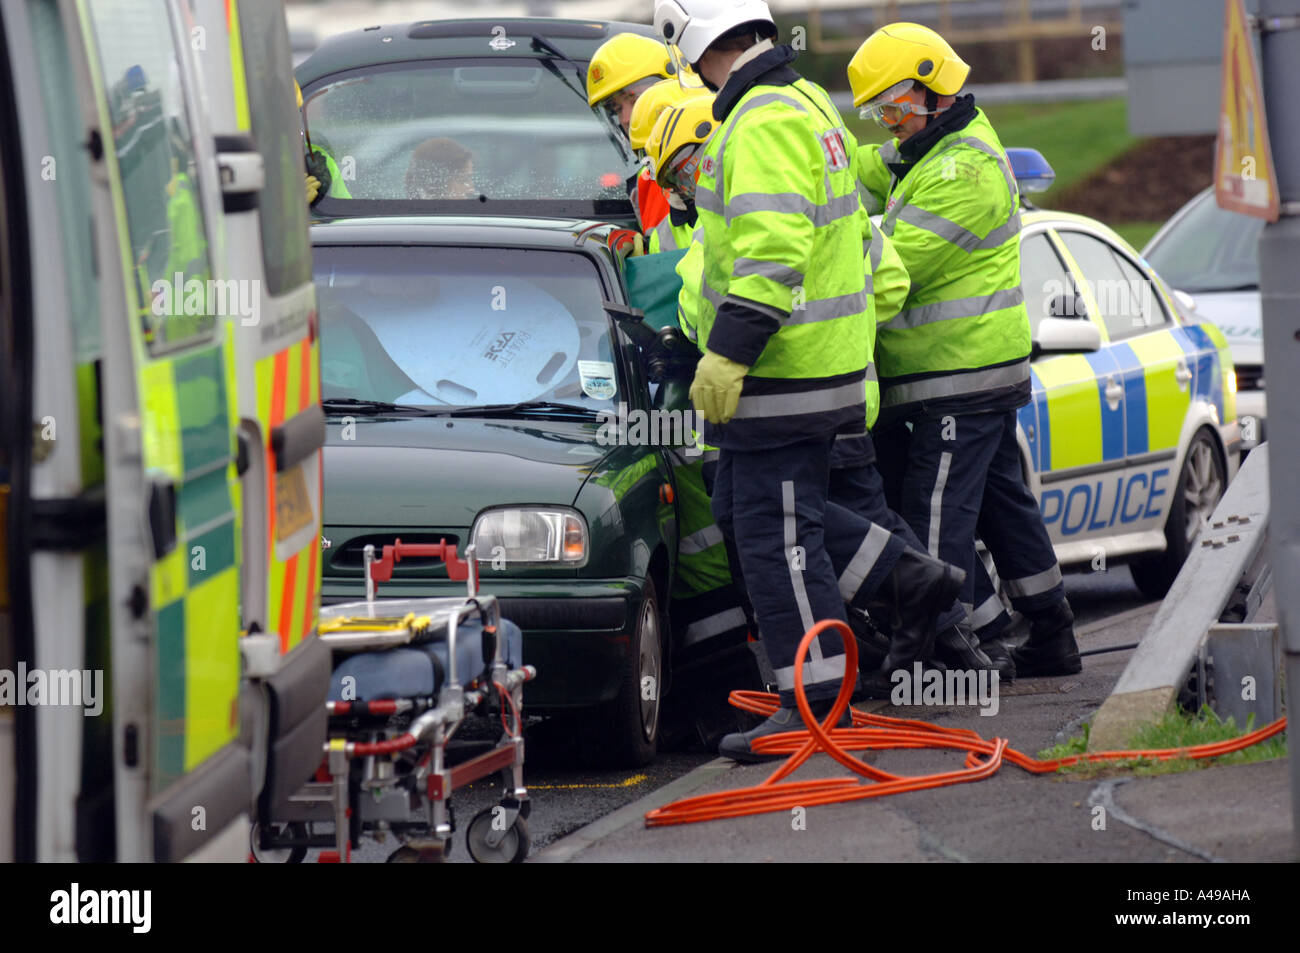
{"left": 858, "top": 79, "right": 931, "bottom": 130}
{"left": 600, "top": 79, "right": 660, "bottom": 124}
{"left": 660, "top": 142, "right": 703, "bottom": 198}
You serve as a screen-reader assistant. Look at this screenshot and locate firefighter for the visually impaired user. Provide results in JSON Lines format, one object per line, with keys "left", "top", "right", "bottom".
{"left": 830, "top": 219, "right": 1010, "bottom": 684}
{"left": 849, "top": 22, "right": 1081, "bottom": 676}
{"left": 653, "top": 0, "right": 965, "bottom": 760}
{"left": 587, "top": 32, "right": 683, "bottom": 230}
{"left": 630, "top": 80, "right": 705, "bottom": 252}
{"left": 297, "top": 79, "right": 349, "bottom": 204}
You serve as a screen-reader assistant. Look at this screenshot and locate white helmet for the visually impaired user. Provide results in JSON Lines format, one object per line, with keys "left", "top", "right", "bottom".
{"left": 653, "top": 0, "right": 776, "bottom": 65}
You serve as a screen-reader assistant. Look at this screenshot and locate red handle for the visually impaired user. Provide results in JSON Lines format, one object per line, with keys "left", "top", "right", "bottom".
{"left": 367, "top": 537, "right": 469, "bottom": 584}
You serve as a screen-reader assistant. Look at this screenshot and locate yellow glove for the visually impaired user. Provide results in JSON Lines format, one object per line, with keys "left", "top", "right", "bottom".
{"left": 689, "top": 350, "right": 749, "bottom": 424}
{"left": 305, "top": 173, "right": 321, "bottom": 204}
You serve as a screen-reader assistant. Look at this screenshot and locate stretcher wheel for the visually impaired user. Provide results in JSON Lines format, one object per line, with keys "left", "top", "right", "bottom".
{"left": 250, "top": 822, "right": 307, "bottom": 863}
{"left": 466, "top": 808, "right": 530, "bottom": 863}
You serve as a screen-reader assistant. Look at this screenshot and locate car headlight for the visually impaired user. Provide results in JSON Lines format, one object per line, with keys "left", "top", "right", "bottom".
{"left": 469, "top": 507, "right": 588, "bottom": 567}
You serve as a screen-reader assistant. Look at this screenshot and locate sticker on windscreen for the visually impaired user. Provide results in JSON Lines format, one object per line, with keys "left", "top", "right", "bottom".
{"left": 578, "top": 360, "right": 617, "bottom": 400}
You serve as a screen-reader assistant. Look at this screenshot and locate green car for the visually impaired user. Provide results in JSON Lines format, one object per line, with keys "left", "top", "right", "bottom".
{"left": 313, "top": 216, "right": 700, "bottom": 766}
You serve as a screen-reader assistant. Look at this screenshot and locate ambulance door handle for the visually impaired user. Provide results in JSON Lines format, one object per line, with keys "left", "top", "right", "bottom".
{"left": 1104, "top": 376, "right": 1123, "bottom": 411}
{"left": 1175, "top": 360, "right": 1193, "bottom": 390}
{"left": 147, "top": 477, "right": 178, "bottom": 559}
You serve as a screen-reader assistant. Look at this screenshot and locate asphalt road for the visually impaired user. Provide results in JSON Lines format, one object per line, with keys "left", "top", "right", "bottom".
{"left": 282, "top": 563, "right": 1155, "bottom": 864}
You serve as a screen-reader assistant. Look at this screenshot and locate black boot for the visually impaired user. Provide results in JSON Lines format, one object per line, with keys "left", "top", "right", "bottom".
{"left": 863, "top": 547, "right": 965, "bottom": 674}
{"left": 847, "top": 607, "right": 890, "bottom": 673}
{"left": 934, "top": 621, "right": 1015, "bottom": 681}
{"left": 718, "top": 698, "right": 852, "bottom": 763}
{"left": 1011, "top": 599, "right": 1081, "bottom": 676}
{"left": 978, "top": 636, "right": 1017, "bottom": 680}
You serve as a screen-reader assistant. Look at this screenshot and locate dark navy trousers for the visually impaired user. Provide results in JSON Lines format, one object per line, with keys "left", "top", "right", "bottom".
{"left": 711, "top": 436, "right": 908, "bottom": 705}
{"left": 874, "top": 409, "right": 1065, "bottom": 629}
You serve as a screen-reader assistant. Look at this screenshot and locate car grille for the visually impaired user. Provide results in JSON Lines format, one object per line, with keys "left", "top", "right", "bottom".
{"left": 325, "top": 532, "right": 461, "bottom": 577}
{"left": 1236, "top": 363, "right": 1265, "bottom": 391}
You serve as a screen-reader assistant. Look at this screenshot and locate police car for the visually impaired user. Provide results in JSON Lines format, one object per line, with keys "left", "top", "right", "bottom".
{"left": 1005, "top": 150, "right": 1241, "bottom": 599}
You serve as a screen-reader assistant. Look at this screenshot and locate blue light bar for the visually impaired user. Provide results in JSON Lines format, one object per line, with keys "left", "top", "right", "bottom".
{"left": 1006, "top": 147, "right": 1056, "bottom": 194}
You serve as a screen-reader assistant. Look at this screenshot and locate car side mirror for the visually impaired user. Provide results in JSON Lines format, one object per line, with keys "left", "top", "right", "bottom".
{"left": 1034, "top": 317, "right": 1102, "bottom": 356}
{"left": 1172, "top": 288, "right": 1197, "bottom": 316}
{"left": 1048, "top": 292, "right": 1088, "bottom": 319}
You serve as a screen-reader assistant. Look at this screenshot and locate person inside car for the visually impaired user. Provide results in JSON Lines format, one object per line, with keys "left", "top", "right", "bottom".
{"left": 405, "top": 137, "right": 477, "bottom": 200}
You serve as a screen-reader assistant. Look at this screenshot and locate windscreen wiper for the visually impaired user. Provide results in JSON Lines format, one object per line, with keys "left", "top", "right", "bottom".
{"left": 322, "top": 397, "right": 445, "bottom": 416}
{"left": 531, "top": 34, "right": 633, "bottom": 165}
{"left": 433, "top": 400, "right": 598, "bottom": 419}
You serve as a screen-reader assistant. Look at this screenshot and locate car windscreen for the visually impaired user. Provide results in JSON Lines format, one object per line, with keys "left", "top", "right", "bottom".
{"left": 1144, "top": 191, "right": 1263, "bottom": 294}
{"left": 312, "top": 244, "right": 622, "bottom": 411}
{"left": 302, "top": 59, "right": 635, "bottom": 213}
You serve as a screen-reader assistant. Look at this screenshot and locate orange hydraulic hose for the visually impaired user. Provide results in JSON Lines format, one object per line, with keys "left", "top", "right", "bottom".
{"left": 644, "top": 619, "right": 1287, "bottom": 828}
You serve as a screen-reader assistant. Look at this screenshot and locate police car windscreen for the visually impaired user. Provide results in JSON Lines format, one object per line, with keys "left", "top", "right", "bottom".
{"left": 312, "top": 244, "right": 622, "bottom": 410}
{"left": 303, "top": 61, "right": 634, "bottom": 205}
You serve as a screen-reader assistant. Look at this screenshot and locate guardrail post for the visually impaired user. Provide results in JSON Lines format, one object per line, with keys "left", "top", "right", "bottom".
{"left": 1257, "top": 0, "right": 1300, "bottom": 861}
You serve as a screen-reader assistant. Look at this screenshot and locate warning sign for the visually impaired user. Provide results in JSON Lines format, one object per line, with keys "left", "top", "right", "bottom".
{"left": 1215, "top": 0, "right": 1280, "bottom": 222}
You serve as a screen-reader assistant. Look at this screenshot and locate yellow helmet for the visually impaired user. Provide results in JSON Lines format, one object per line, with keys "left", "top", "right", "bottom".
{"left": 295, "top": 78, "right": 303, "bottom": 109}
{"left": 628, "top": 78, "right": 704, "bottom": 152}
{"left": 847, "top": 22, "right": 970, "bottom": 108}
{"left": 646, "top": 93, "right": 716, "bottom": 196}
{"left": 587, "top": 33, "right": 678, "bottom": 107}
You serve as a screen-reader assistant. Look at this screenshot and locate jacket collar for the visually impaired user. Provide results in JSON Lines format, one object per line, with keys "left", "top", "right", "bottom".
{"left": 669, "top": 201, "right": 697, "bottom": 228}
{"left": 713, "top": 44, "right": 800, "bottom": 121}
{"left": 887, "top": 94, "right": 978, "bottom": 178}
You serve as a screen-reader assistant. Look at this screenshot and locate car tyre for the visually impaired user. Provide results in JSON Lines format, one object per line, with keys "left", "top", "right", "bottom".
{"left": 1130, "top": 429, "right": 1225, "bottom": 599}
{"left": 596, "top": 575, "right": 663, "bottom": 768}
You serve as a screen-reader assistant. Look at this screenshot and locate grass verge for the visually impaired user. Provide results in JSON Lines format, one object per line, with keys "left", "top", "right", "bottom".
{"left": 1037, "top": 706, "right": 1287, "bottom": 779}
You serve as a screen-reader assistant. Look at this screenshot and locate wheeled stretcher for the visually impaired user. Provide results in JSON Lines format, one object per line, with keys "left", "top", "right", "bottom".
{"left": 253, "top": 539, "right": 536, "bottom": 863}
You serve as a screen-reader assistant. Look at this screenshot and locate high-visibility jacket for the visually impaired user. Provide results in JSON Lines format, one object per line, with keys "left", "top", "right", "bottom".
{"left": 312, "top": 144, "right": 351, "bottom": 199}
{"left": 694, "top": 46, "right": 870, "bottom": 450}
{"left": 862, "top": 217, "right": 909, "bottom": 430}
{"left": 648, "top": 211, "right": 694, "bottom": 254}
{"left": 858, "top": 105, "right": 1030, "bottom": 418}
{"left": 678, "top": 217, "right": 906, "bottom": 437}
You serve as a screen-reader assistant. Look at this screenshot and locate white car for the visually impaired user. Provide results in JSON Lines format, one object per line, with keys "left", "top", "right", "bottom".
{"left": 1144, "top": 187, "right": 1265, "bottom": 451}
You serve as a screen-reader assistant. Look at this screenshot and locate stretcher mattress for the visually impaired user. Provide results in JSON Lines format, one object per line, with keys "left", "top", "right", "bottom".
{"left": 328, "top": 618, "right": 523, "bottom": 701}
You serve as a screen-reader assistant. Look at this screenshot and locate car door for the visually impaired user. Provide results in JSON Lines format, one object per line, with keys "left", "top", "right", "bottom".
{"left": 1056, "top": 228, "right": 1186, "bottom": 538}
{"left": 1019, "top": 225, "right": 1126, "bottom": 547}
{"left": 79, "top": 0, "right": 246, "bottom": 860}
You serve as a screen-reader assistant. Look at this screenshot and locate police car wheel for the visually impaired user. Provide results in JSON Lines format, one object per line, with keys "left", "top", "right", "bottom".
{"left": 1130, "top": 430, "right": 1225, "bottom": 600}
{"left": 595, "top": 575, "right": 663, "bottom": 767}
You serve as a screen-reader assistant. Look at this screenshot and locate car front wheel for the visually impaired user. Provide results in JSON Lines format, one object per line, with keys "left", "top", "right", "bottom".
{"left": 596, "top": 576, "right": 663, "bottom": 767}
{"left": 1130, "top": 429, "right": 1225, "bottom": 599}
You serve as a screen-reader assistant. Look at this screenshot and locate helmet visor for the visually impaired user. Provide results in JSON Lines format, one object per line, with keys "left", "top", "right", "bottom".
{"left": 660, "top": 142, "right": 703, "bottom": 198}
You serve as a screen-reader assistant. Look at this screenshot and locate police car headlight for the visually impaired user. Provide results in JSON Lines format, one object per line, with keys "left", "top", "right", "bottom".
{"left": 470, "top": 507, "right": 588, "bottom": 566}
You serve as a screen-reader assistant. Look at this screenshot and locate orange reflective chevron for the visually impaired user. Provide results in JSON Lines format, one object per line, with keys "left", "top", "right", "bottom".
{"left": 262, "top": 334, "right": 321, "bottom": 654}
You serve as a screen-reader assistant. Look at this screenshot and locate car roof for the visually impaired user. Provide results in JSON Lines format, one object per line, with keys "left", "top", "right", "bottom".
{"left": 298, "top": 17, "right": 658, "bottom": 83}
{"left": 310, "top": 214, "right": 620, "bottom": 255}
{"left": 1022, "top": 208, "right": 1142, "bottom": 257}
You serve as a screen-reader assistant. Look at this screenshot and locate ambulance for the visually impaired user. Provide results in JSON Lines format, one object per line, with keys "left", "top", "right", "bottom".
{"left": 0, "top": 0, "right": 326, "bottom": 862}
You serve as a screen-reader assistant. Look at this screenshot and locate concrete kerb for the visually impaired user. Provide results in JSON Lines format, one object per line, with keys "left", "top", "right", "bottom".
{"left": 1088, "top": 446, "right": 1271, "bottom": 751}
